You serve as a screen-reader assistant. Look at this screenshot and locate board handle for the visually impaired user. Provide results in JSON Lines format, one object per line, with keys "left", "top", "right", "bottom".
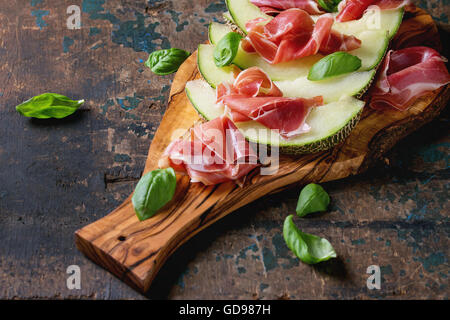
{"left": 75, "top": 175, "right": 247, "bottom": 292}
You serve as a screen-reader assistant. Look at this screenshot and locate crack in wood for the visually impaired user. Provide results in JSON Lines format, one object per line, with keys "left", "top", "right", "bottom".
{"left": 104, "top": 173, "right": 142, "bottom": 189}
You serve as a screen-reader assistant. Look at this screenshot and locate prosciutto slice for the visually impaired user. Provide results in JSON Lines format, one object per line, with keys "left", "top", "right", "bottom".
{"left": 217, "top": 67, "right": 323, "bottom": 139}
{"left": 221, "top": 95, "right": 323, "bottom": 138}
{"left": 242, "top": 9, "right": 361, "bottom": 64}
{"left": 336, "top": 0, "right": 410, "bottom": 22}
{"left": 159, "top": 116, "right": 259, "bottom": 185}
{"left": 250, "top": 0, "right": 324, "bottom": 15}
{"left": 369, "top": 46, "right": 450, "bottom": 111}
{"left": 217, "top": 66, "right": 283, "bottom": 99}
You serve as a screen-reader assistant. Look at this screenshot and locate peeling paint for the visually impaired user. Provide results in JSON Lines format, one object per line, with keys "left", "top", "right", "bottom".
{"left": 165, "top": 9, "right": 189, "bottom": 32}
{"left": 259, "top": 283, "right": 269, "bottom": 292}
{"left": 63, "top": 36, "right": 74, "bottom": 53}
{"left": 416, "top": 252, "right": 446, "bottom": 273}
{"left": 261, "top": 247, "right": 278, "bottom": 272}
{"left": 89, "top": 27, "right": 101, "bottom": 36}
{"left": 114, "top": 154, "right": 131, "bottom": 163}
{"left": 351, "top": 238, "right": 366, "bottom": 245}
{"left": 83, "top": 0, "right": 170, "bottom": 53}
{"left": 236, "top": 244, "right": 258, "bottom": 265}
{"left": 205, "top": 1, "right": 227, "bottom": 13}
{"left": 30, "top": 0, "right": 43, "bottom": 7}
{"left": 116, "top": 94, "right": 144, "bottom": 111}
{"left": 237, "top": 267, "right": 246, "bottom": 274}
{"left": 271, "top": 233, "right": 298, "bottom": 269}
{"left": 31, "top": 10, "right": 49, "bottom": 30}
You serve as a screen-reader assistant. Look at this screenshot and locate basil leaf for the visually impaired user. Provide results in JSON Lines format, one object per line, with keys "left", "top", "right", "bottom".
{"left": 16, "top": 93, "right": 84, "bottom": 119}
{"left": 145, "top": 48, "right": 190, "bottom": 75}
{"left": 296, "top": 183, "right": 330, "bottom": 217}
{"left": 308, "top": 52, "right": 362, "bottom": 81}
{"left": 318, "top": 0, "right": 343, "bottom": 12}
{"left": 132, "top": 168, "right": 177, "bottom": 221}
{"left": 283, "top": 215, "right": 337, "bottom": 264}
{"left": 214, "top": 32, "right": 243, "bottom": 67}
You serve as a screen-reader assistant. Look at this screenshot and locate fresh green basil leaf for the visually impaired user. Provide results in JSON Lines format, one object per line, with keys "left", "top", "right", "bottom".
{"left": 283, "top": 215, "right": 337, "bottom": 264}
{"left": 132, "top": 168, "right": 177, "bottom": 221}
{"left": 308, "top": 52, "right": 362, "bottom": 81}
{"left": 145, "top": 48, "right": 190, "bottom": 75}
{"left": 16, "top": 93, "right": 84, "bottom": 119}
{"left": 317, "top": 0, "right": 343, "bottom": 12}
{"left": 296, "top": 183, "right": 330, "bottom": 217}
{"left": 214, "top": 32, "right": 243, "bottom": 67}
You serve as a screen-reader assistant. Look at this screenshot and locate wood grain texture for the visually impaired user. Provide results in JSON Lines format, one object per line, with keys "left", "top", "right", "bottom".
{"left": 75, "top": 6, "right": 450, "bottom": 293}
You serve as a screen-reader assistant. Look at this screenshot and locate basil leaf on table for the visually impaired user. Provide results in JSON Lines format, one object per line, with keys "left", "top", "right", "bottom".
{"left": 145, "top": 48, "right": 190, "bottom": 75}
{"left": 283, "top": 215, "right": 337, "bottom": 264}
{"left": 214, "top": 32, "right": 243, "bottom": 67}
{"left": 296, "top": 183, "right": 330, "bottom": 217}
{"left": 132, "top": 168, "right": 177, "bottom": 221}
{"left": 308, "top": 52, "right": 362, "bottom": 81}
{"left": 16, "top": 93, "right": 84, "bottom": 119}
{"left": 317, "top": 0, "right": 343, "bottom": 12}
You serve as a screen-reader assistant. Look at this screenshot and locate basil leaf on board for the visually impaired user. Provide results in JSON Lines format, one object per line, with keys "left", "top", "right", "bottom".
{"left": 145, "top": 48, "right": 190, "bottom": 75}
{"left": 132, "top": 168, "right": 177, "bottom": 221}
{"left": 283, "top": 215, "right": 337, "bottom": 264}
{"left": 214, "top": 32, "right": 243, "bottom": 67}
{"left": 308, "top": 52, "right": 362, "bottom": 81}
{"left": 16, "top": 93, "right": 84, "bottom": 119}
{"left": 317, "top": 0, "right": 343, "bottom": 12}
{"left": 296, "top": 183, "right": 330, "bottom": 217}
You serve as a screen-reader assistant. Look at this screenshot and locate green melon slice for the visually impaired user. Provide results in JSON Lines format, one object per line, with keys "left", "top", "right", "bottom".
{"left": 332, "top": 8, "right": 404, "bottom": 40}
{"left": 209, "top": 22, "right": 389, "bottom": 80}
{"left": 225, "top": 0, "right": 403, "bottom": 38}
{"left": 198, "top": 43, "right": 375, "bottom": 101}
{"left": 225, "top": 0, "right": 271, "bottom": 33}
{"left": 185, "top": 79, "right": 364, "bottom": 154}
{"left": 198, "top": 44, "right": 236, "bottom": 88}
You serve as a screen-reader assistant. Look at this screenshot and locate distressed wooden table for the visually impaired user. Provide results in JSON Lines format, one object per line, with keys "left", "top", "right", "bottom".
{"left": 0, "top": 0, "right": 448, "bottom": 299}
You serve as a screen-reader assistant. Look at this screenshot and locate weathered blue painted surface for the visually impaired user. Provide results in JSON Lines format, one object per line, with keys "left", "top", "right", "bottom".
{"left": 0, "top": 0, "right": 448, "bottom": 299}
{"left": 62, "top": 36, "right": 74, "bottom": 53}
{"left": 31, "top": 9, "right": 49, "bottom": 29}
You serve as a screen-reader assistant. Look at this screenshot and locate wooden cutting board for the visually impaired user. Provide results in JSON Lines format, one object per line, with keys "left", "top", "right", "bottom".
{"left": 75, "top": 6, "right": 450, "bottom": 293}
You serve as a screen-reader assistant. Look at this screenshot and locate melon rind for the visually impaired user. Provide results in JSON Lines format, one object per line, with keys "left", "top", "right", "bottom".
{"left": 198, "top": 44, "right": 376, "bottom": 102}
{"left": 209, "top": 22, "right": 389, "bottom": 78}
{"left": 225, "top": 0, "right": 404, "bottom": 38}
{"left": 185, "top": 79, "right": 364, "bottom": 155}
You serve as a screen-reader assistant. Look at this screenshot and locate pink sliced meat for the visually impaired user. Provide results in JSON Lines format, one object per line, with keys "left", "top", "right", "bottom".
{"left": 220, "top": 95, "right": 323, "bottom": 139}
{"left": 242, "top": 9, "right": 361, "bottom": 64}
{"left": 250, "top": 0, "right": 324, "bottom": 15}
{"left": 160, "top": 116, "right": 259, "bottom": 185}
{"left": 336, "top": 0, "right": 409, "bottom": 22}
{"left": 217, "top": 67, "right": 324, "bottom": 139}
{"left": 274, "top": 13, "right": 335, "bottom": 62}
{"left": 369, "top": 46, "right": 450, "bottom": 111}
{"left": 320, "top": 29, "right": 362, "bottom": 54}
{"left": 217, "top": 67, "right": 283, "bottom": 100}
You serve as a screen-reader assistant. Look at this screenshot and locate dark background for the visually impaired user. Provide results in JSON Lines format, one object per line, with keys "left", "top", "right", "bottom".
{"left": 0, "top": 0, "right": 448, "bottom": 299}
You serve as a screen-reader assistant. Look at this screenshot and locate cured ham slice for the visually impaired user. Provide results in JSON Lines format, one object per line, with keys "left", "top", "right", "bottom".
{"left": 320, "top": 29, "right": 364, "bottom": 54}
{"left": 221, "top": 95, "right": 323, "bottom": 139}
{"left": 159, "top": 116, "right": 259, "bottom": 185}
{"left": 217, "top": 67, "right": 283, "bottom": 100}
{"left": 217, "top": 67, "right": 324, "bottom": 139}
{"left": 250, "top": 0, "right": 324, "bottom": 15}
{"left": 369, "top": 46, "right": 450, "bottom": 111}
{"left": 336, "top": 0, "right": 409, "bottom": 22}
{"left": 242, "top": 9, "right": 361, "bottom": 64}
{"left": 257, "top": 6, "right": 285, "bottom": 15}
